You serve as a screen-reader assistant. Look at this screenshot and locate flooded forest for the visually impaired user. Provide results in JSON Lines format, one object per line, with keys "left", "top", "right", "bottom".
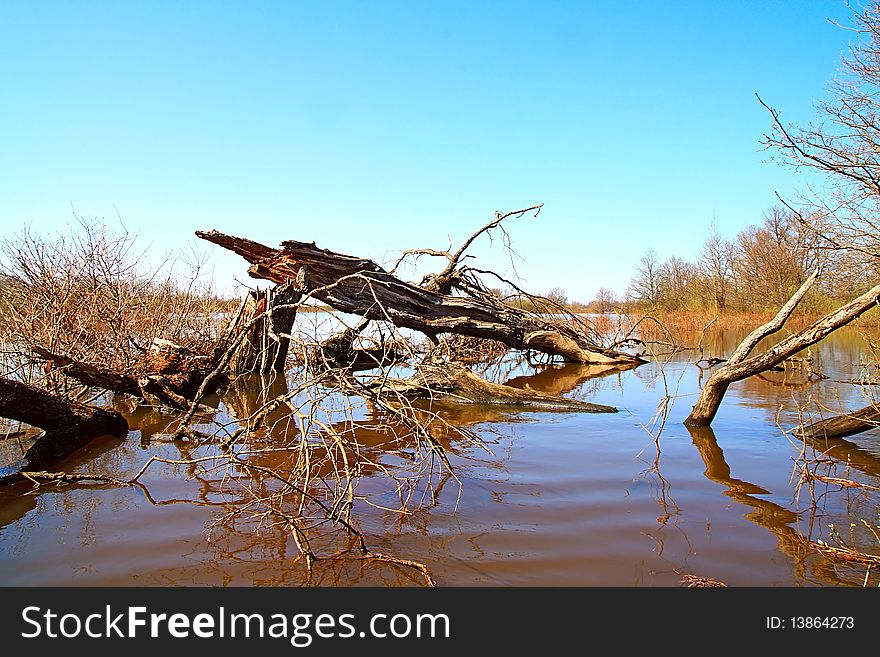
{"left": 1, "top": 204, "right": 879, "bottom": 587}
{"left": 3, "top": 4, "right": 880, "bottom": 590}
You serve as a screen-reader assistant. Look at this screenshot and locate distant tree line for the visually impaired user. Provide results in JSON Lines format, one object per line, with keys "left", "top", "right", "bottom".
{"left": 507, "top": 204, "right": 877, "bottom": 316}
{"left": 622, "top": 206, "right": 877, "bottom": 314}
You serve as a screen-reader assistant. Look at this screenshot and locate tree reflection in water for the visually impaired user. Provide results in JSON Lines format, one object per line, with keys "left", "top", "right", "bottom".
{"left": 0, "top": 328, "right": 878, "bottom": 586}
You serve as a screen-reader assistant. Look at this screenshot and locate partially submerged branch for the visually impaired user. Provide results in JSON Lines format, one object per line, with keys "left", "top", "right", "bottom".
{"left": 33, "top": 340, "right": 226, "bottom": 411}
{"left": 365, "top": 361, "right": 618, "bottom": 413}
{"left": 801, "top": 403, "right": 880, "bottom": 440}
{"left": 685, "top": 278, "right": 880, "bottom": 426}
{"left": 0, "top": 377, "right": 128, "bottom": 481}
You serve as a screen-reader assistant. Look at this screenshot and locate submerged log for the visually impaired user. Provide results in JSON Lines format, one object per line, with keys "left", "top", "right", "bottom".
{"left": 802, "top": 404, "right": 880, "bottom": 440}
{"left": 0, "top": 377, "right": 128, "bottom": 480}
{"left": 195, "top": 230, "right": 643, "bottom": 366}
{"left": 367, "top": 362, "right": 618, "bottom": 412}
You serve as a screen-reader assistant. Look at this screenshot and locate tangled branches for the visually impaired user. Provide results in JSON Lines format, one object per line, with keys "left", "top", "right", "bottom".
{"left": 1, "top": 208, "right": 640, "bottom": 585}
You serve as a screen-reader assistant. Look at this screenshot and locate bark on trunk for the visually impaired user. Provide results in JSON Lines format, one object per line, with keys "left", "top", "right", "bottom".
{"left": 684, "top": 277, "right": 880, "bottom": 426}
{"left": 227, "top": 282, "right": 302, "bottom": 375}
{"left": 0, "top": 377, "right": 128, "bottom": 477}
{"left": 195, "top": 230, "right": 642, "bottom": 366}
{"left": 33, "top": 339, "right": 227, "bottom": 410}
{"left": 802, "top": 404, "right": 880, "bottom": 440}
{"left": 33, "top": 345, "right": 141, "bottom": 395}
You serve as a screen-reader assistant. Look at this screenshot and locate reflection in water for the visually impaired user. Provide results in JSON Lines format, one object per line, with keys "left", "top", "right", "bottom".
{"left": 505, "top": 362, "right": 639, "bottom": 396}
{"left": 686, "top": 425, "right": 858, "bottom": 586}
{"left": 0, "top": 326, "right": 878, "bottom": 586}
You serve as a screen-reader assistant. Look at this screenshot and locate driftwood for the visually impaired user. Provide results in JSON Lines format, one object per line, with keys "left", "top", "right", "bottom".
{"left": 802, "top": 404, "right": 880, "bottom": 440}
{"left": 195, "top": 230, "right": 643, "bottom": 366}
{"left": 34, "top": 339, "right": 226, "bottom": 410}
{"left": 35, "top": 345, "right": 142, "bottom": 395}
{"left": 684, "top": 270, "right": 880, "bottom": 426}
{"left": 366, "top": 362, "right": 618, "bottom": 412}
{"left": 0, "top": 377, "right": 128, "bottom": 481}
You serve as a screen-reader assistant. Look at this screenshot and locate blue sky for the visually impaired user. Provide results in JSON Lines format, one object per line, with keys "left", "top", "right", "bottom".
{"left": 0, "top": 1, "right": 858, "bottom": 300}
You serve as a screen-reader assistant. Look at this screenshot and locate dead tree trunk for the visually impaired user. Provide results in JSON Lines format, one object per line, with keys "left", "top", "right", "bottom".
{"left": 33, "top": 345, "right": 142, "bottom": 395}
{"left": 0, "top": 377, "right": 128, "bottom": 474}
{"left": 226, "top": 282, "right": 302, "bottom": 375}
{"left": 195, "top": 230, "right": 642, "bottom": 366}
{"left": 685, "top": 273, "right": 880, "bottom": 426}
{"left": 33, "top": 339, "right": 227, "bottom": 410}
{"left": 802, "top": 404, "right": 880, "bottom": 440}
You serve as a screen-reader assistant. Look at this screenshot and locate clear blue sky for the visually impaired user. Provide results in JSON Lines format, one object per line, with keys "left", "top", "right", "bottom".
{"left": 0, "top": 1, "right": 857, "bottom": 300}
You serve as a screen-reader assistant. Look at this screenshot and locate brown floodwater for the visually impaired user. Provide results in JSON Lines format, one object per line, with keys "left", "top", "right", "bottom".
{"left": 1, "top": 323, "right": 879, "bottom": 586}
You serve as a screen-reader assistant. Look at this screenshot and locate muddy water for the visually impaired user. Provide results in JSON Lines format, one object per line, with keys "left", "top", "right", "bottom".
{"left": 1, "top": 325, "right": 879, "bottom": 586}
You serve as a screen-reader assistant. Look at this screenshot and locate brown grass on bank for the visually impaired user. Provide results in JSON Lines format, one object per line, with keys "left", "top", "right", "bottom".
{"left": 586, "top": 308, "right": 880, "bottom": 351}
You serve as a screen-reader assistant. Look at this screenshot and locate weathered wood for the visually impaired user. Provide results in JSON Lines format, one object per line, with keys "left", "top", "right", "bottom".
{"left": 802, "top": 404, "right": 880, "bottom": 440}
{"left": 33, "top": 345, "right": 141, "bottom": 395}
{"left": 146, "top": 338, "right": 207, "bottom": 374}
{"left": 0, "top": 377, "right": 128, "bottom": 479}
{"left": 726, "top": 267, "right": 821, "bottom": 366}
{"left": 33, "top": 340, "right": 226, "bottom": 410}
{"left": 368, "top": 362, "right": 618, "bottom": 412}
{"left": 227, "top": 283, "right": 302, "bottom": 375}
{"left": 313, "top": 318, "right": 405, "bottom": 371}
{"left": 684, "top": 279, "right": 880, "bottom": 426}
{"left": 195, "top": 230, "right": 643, "bottom": 366}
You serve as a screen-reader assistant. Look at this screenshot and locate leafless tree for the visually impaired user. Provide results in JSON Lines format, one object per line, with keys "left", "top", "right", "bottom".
{"left": 545, "top": 286, "right": 569, "bottom": 307}
{"left": 0, "top": 218, "right": 226, "bottom": 395}
{"left": 628, "top": 249, "right": 665, "bottom": 307}
{"left": 697, "top": 224, "right": 735, "bottom": 312}
{"left": 685, "top": 4, "right": 880, "bottom": 425}
{"left": 594, "top": 287, "right": 616, "bottom": 313}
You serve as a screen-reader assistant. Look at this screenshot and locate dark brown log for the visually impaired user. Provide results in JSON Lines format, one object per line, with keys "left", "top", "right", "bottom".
{"left": 313, "top": 317, "right": 405, "bottom": 371}
{"left": 33, "top": 345, "right": 141, "bottom": 395}
{"left": 802, "top": 404, "right": 880, "bottom": 440}
{"left": 227, "top": 282, "right": 302, "bottom": 375}
{"left": 684, "top": 277, "right": 880, "bottom": 426}
{"left": 195, "top": 230, "right": 643, "bottom": 366}
{"left": 33, "top": 340, "right": 226, "bottom": 411}
{"left": 367, "top": 362, "right": 618, "bottom": 412}
{"left": 0, "top": 377, "right": 128, "bottom": 480}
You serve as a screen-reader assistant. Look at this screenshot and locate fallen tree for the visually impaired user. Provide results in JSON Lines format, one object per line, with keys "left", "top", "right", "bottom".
{"left": 0, "top": 377, "right": 128, "bottom": 479}
{"left": 33, "top": 339, "right": 227, "bottom": 410}
{"left": 364, "top": 361, "right": 618, "bottom": 412}
{"left": 801, "top": 404, "right": 880, "bottom": 440}
{"left": 195, "top": 229, "right": 642, "bottom": 366}
{"left": 684, "top": 270, "right": 880, "bottom": 426}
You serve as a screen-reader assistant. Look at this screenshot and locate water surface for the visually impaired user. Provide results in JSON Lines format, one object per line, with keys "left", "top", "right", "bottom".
{"left": 1, "top": 324, "right": 878, "bottom": 586}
